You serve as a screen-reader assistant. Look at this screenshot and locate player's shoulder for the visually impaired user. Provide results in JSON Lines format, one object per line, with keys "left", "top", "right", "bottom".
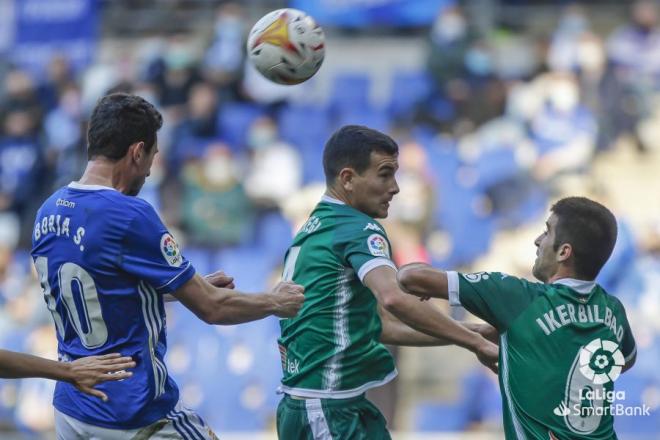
{"left": 334, "top": 206, "right": 387, "bottom": 237}
{"left": 460, "top": 271, "right": 546, "bottom": 292}
{"left": 602, "top": 289, "right": 628, "bottom": 314}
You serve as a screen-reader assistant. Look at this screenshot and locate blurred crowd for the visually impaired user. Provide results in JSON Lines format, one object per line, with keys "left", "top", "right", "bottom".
{"left": 0, "top": 0, "right": 659, "bottom": 435}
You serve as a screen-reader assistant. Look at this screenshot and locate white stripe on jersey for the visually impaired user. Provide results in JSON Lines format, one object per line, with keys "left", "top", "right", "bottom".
{"left": 144, "top": 282, "right": 168, "bottom": 396}
{"left": 322, "top": 268, "right": 353, "bottom": 390}
{"left": 501, "top": 332, "right": 527, "bottom": 440}
{"left": 139, "top": 281, "right": 166, "bottom": 398}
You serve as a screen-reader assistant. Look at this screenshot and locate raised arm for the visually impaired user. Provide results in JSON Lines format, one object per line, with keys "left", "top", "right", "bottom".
{"left": 0, "top": 351, "right": 135, "bottom": 401}
{"left": 396, "top": 262, "right": 449, "bottom": 299}
{"left": 171, "top": 273, "right": 305, "bottom": 325}
{"left": 364, "top": 266, "right": 498, "bottom": 370}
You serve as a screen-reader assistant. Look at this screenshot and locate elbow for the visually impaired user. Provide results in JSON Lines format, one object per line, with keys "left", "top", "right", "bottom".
{"left": 381, "top": 292, "right": 405, "bottom": 314}
{"left": 396, "top": 267, "right": 417, "bottom": 294}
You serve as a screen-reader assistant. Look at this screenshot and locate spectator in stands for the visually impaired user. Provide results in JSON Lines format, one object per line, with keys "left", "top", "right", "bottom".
{"left": 151, "top": 35, "right": 202, "bottom": 112}
{"left": 605, "top": 0, "right": 660, "bottom": 152}
{"left": 169, "top": 82, "right": 220, "bottom": 175}
{"left": 529, "top": 73, "right": 597, "bottom": 181}
{"left": 1, "top": 70, "right": 44, "bottom": 128}
{"left": 38, "top": 55, "right": 75, "bottom": 112}
{"left": 0, "top": 107, "right": 44, "bottom": 243}
{"left": 548, "top": 4, "right": 592, "bottom": 73}
{"left": 203, "top": 2, "right": 246, "bottom": 102}
{"left": 180, "top": 143, "right": 255, "bottom": 246}
{"left": 244, "top": 116, "right": 302, "bottom": 210}
{"left": 43, "top": 84, "right": 85, "bottom": 188}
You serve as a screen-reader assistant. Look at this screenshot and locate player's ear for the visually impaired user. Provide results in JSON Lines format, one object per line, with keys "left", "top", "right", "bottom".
{"left": 338, "top": 168, "right": 355, "bottom": 191}
{"left": 129, "top": 142, "right": 146, "bottom": 163}
{"left": 556, "top": 243, "right": 572, "bottom": 262}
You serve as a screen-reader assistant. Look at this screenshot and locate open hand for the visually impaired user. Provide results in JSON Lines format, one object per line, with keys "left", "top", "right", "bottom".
{"left": 68, "top": 354, "right": 136, "bottom": 402}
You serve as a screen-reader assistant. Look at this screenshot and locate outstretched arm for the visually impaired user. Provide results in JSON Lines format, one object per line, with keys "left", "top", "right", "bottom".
{"left": 364, "top": 266, "right": 498, "bottom": 372}
{"left": 172, "top": 273, "right": 305, "bottom": 325}
{"left": 379, "top": 306, "right": 498, "bottom": 347}
{"left": 397, "top": 263, "right": 449, "bottom": 299}
{"left": 0, "top": 351, "right": 135, "bottom": 401}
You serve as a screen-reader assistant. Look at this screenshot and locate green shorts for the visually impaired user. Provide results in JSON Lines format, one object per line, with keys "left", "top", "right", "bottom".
{"left": 276, "top": 394, "right": 391, "bottom": 440}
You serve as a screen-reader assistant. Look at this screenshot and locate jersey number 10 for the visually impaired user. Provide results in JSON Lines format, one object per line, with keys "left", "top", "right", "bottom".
{"left": 34, "top": 256, "right": 109, "bottom": 349}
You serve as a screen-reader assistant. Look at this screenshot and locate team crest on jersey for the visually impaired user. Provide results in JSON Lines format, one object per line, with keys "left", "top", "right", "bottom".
{"left": 160, "top": 233, "right": 182, "bottom": 267}
{"left": 301, "top": 216, "right": 321, "bottom": 234}
{"left": 464, "top": 272, "right": 489, "bottom": 283}
{"left": 367, "top": 234, "right": 389, "bottom": 258}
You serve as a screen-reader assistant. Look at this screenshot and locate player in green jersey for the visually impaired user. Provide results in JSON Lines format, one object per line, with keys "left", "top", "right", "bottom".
{"left": 398, "top": 197, "right": 637, "bottom": 439}
{"left": 277, "top": 125, "right": 499, "bottom": 439}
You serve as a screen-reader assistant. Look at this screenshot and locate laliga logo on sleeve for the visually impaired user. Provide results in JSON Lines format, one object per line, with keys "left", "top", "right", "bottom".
{"left": 579, "top": 338, "right": 625, "bottom": 384}
{"left": 367, "top": 234, "right": 389, "bottom": 258}
{"left": 160, "top": 233, "right": 182, "bottom": 267}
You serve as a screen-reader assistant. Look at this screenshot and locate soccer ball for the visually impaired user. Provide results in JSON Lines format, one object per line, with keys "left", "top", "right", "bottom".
{"left": 247, "top": 8, "right": 325, "bottom": 85}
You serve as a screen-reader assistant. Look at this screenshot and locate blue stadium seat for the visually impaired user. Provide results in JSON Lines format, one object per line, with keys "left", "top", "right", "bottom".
{"left": 214, "top": 246, "right": 273, "bottom": 292}
{"left": 217, "top": 103, "right": 266, "bottom": 151}
{"left": 414, "top": 402, "right": 470, "bottom": 431}
{"left": 300, "top": 146, "right": 326, "bottom": 183}
{"left": 278, "top": 104, "right": 330, "bottom": 152}
{"left": 473, "top": 148, "right": 521, "bottom": 190}
{"left": 181, "top": 246, "right": 215, "bottom": 276}
{"left": 329, "top": 73, "right": 371, "bottom": 115}
{"left": 614, "top": 373, "right": 660, "bottom": 435}
{"left": 337, "top": 108, "right": 391, "bottom": 133}
{"left": 387, "top": 70, "right": 433, "bottom": 120}
{"left": 255, "top": 212, "right": 294, "bottom": 264}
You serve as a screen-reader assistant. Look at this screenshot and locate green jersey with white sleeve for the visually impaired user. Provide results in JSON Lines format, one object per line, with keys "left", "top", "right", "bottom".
{"left": 278, "top": 195, "right": 398, "bottom": 399}
{"left": 448, "top": 271, "right": 636, "bottom": 440}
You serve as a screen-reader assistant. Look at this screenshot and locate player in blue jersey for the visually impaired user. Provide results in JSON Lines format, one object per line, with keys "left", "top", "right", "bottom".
{"left": 31, "top": 93, "right": 305, "bottom": 439}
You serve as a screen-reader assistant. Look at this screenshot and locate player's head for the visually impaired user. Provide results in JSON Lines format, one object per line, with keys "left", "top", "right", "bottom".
{"left": 323, "top": 125, "right": 399, "bottom": 218}
{"left": 87, "top": 93, "right": 163, "bottom": 196}
{"left": 533, "top": 197, "right": 617, "bottom": 282}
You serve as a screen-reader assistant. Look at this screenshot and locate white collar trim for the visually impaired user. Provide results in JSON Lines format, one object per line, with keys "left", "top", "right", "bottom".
{"left": 553, "top": 278, "right": 596, "bottom": 294}
{"left": 321, "top": 195, "right": 345, "bottom": 205}
{"left": 68, "top": 181, "right": 117, "bottom": 191}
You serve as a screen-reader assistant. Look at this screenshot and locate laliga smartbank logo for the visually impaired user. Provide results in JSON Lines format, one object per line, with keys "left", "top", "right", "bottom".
{"left": 553, "top": 338, "right": 651, "bottom": 426}
{"left": 578, "top": 338, "right": 625, "bottom": 385}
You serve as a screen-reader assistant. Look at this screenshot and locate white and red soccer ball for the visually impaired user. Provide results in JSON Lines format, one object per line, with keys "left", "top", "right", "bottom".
{"left": 247, "top": 8, "right": 325, "bottom": 85}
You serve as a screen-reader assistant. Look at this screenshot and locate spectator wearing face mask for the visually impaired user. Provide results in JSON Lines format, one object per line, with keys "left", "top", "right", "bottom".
{"left": 244, "top": 117, "right": 302, "bottom": 210}
{"left": 180, "top": 143, "right": 255, "bottom": 246}
{"left": 203, "top": 2, "right": 246, "bottom": 102}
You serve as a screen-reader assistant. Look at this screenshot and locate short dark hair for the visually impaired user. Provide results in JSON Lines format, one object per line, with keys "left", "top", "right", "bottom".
{"left": 323, "top": 125, "right": 399, "bottom": 185}
{"left": 87, "top": 93, "right": 163, "bottom": 161}
{"left": 551, "top": 197, "right": 618, "bottom": 280}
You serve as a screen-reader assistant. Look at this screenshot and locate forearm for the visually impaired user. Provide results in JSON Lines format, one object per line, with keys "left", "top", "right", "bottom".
{"left": 0, "top": 350, "right": 71, "bottom": 382}
{"left": 380, "top": 317, "right": 453, "bottom": 346}
{"left": 206, "top": 291, "right": 277, "bottom": 325}
{"left": 397, "top": 264, "right": 449, "bottom": 299}
{"left": 386, "top": 293, "right": 483, "bottom": 351}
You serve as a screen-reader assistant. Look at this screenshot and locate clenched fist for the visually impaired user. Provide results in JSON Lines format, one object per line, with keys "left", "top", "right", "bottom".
{"left": 205, "top": 271, "right": 235, "bottom": 289}
{"left": 269, "top": 281, "right": 305, "bottom": 318}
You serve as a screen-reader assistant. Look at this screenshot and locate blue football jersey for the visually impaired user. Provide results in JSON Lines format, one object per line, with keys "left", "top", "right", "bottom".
{"left": 30, "top": 182, "right": 196, "bottom": 429}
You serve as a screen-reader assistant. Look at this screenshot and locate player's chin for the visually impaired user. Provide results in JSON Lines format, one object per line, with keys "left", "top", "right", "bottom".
{"left": 375, "top": 206, "right": 389, "bottom": 219}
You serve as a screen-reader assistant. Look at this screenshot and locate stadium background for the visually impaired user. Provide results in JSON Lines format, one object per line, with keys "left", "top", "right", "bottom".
{"left": 0, "top": 0, "right": 658, "bottom": 438}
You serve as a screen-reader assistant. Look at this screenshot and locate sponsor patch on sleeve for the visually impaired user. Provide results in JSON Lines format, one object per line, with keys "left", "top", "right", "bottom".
{"left": 367, "top": 234, "right": 389, "bottom": 258}
{"left": 160, "top": 233, "right": 183, "bottom": 267}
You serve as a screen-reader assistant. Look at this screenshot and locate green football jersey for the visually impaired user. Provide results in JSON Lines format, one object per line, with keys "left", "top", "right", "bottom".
{"left": 448, "top": 271, "right": 636, "bottom": 440}
{"left": 278, "top": 196, "right": 398, "bottom": 399}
